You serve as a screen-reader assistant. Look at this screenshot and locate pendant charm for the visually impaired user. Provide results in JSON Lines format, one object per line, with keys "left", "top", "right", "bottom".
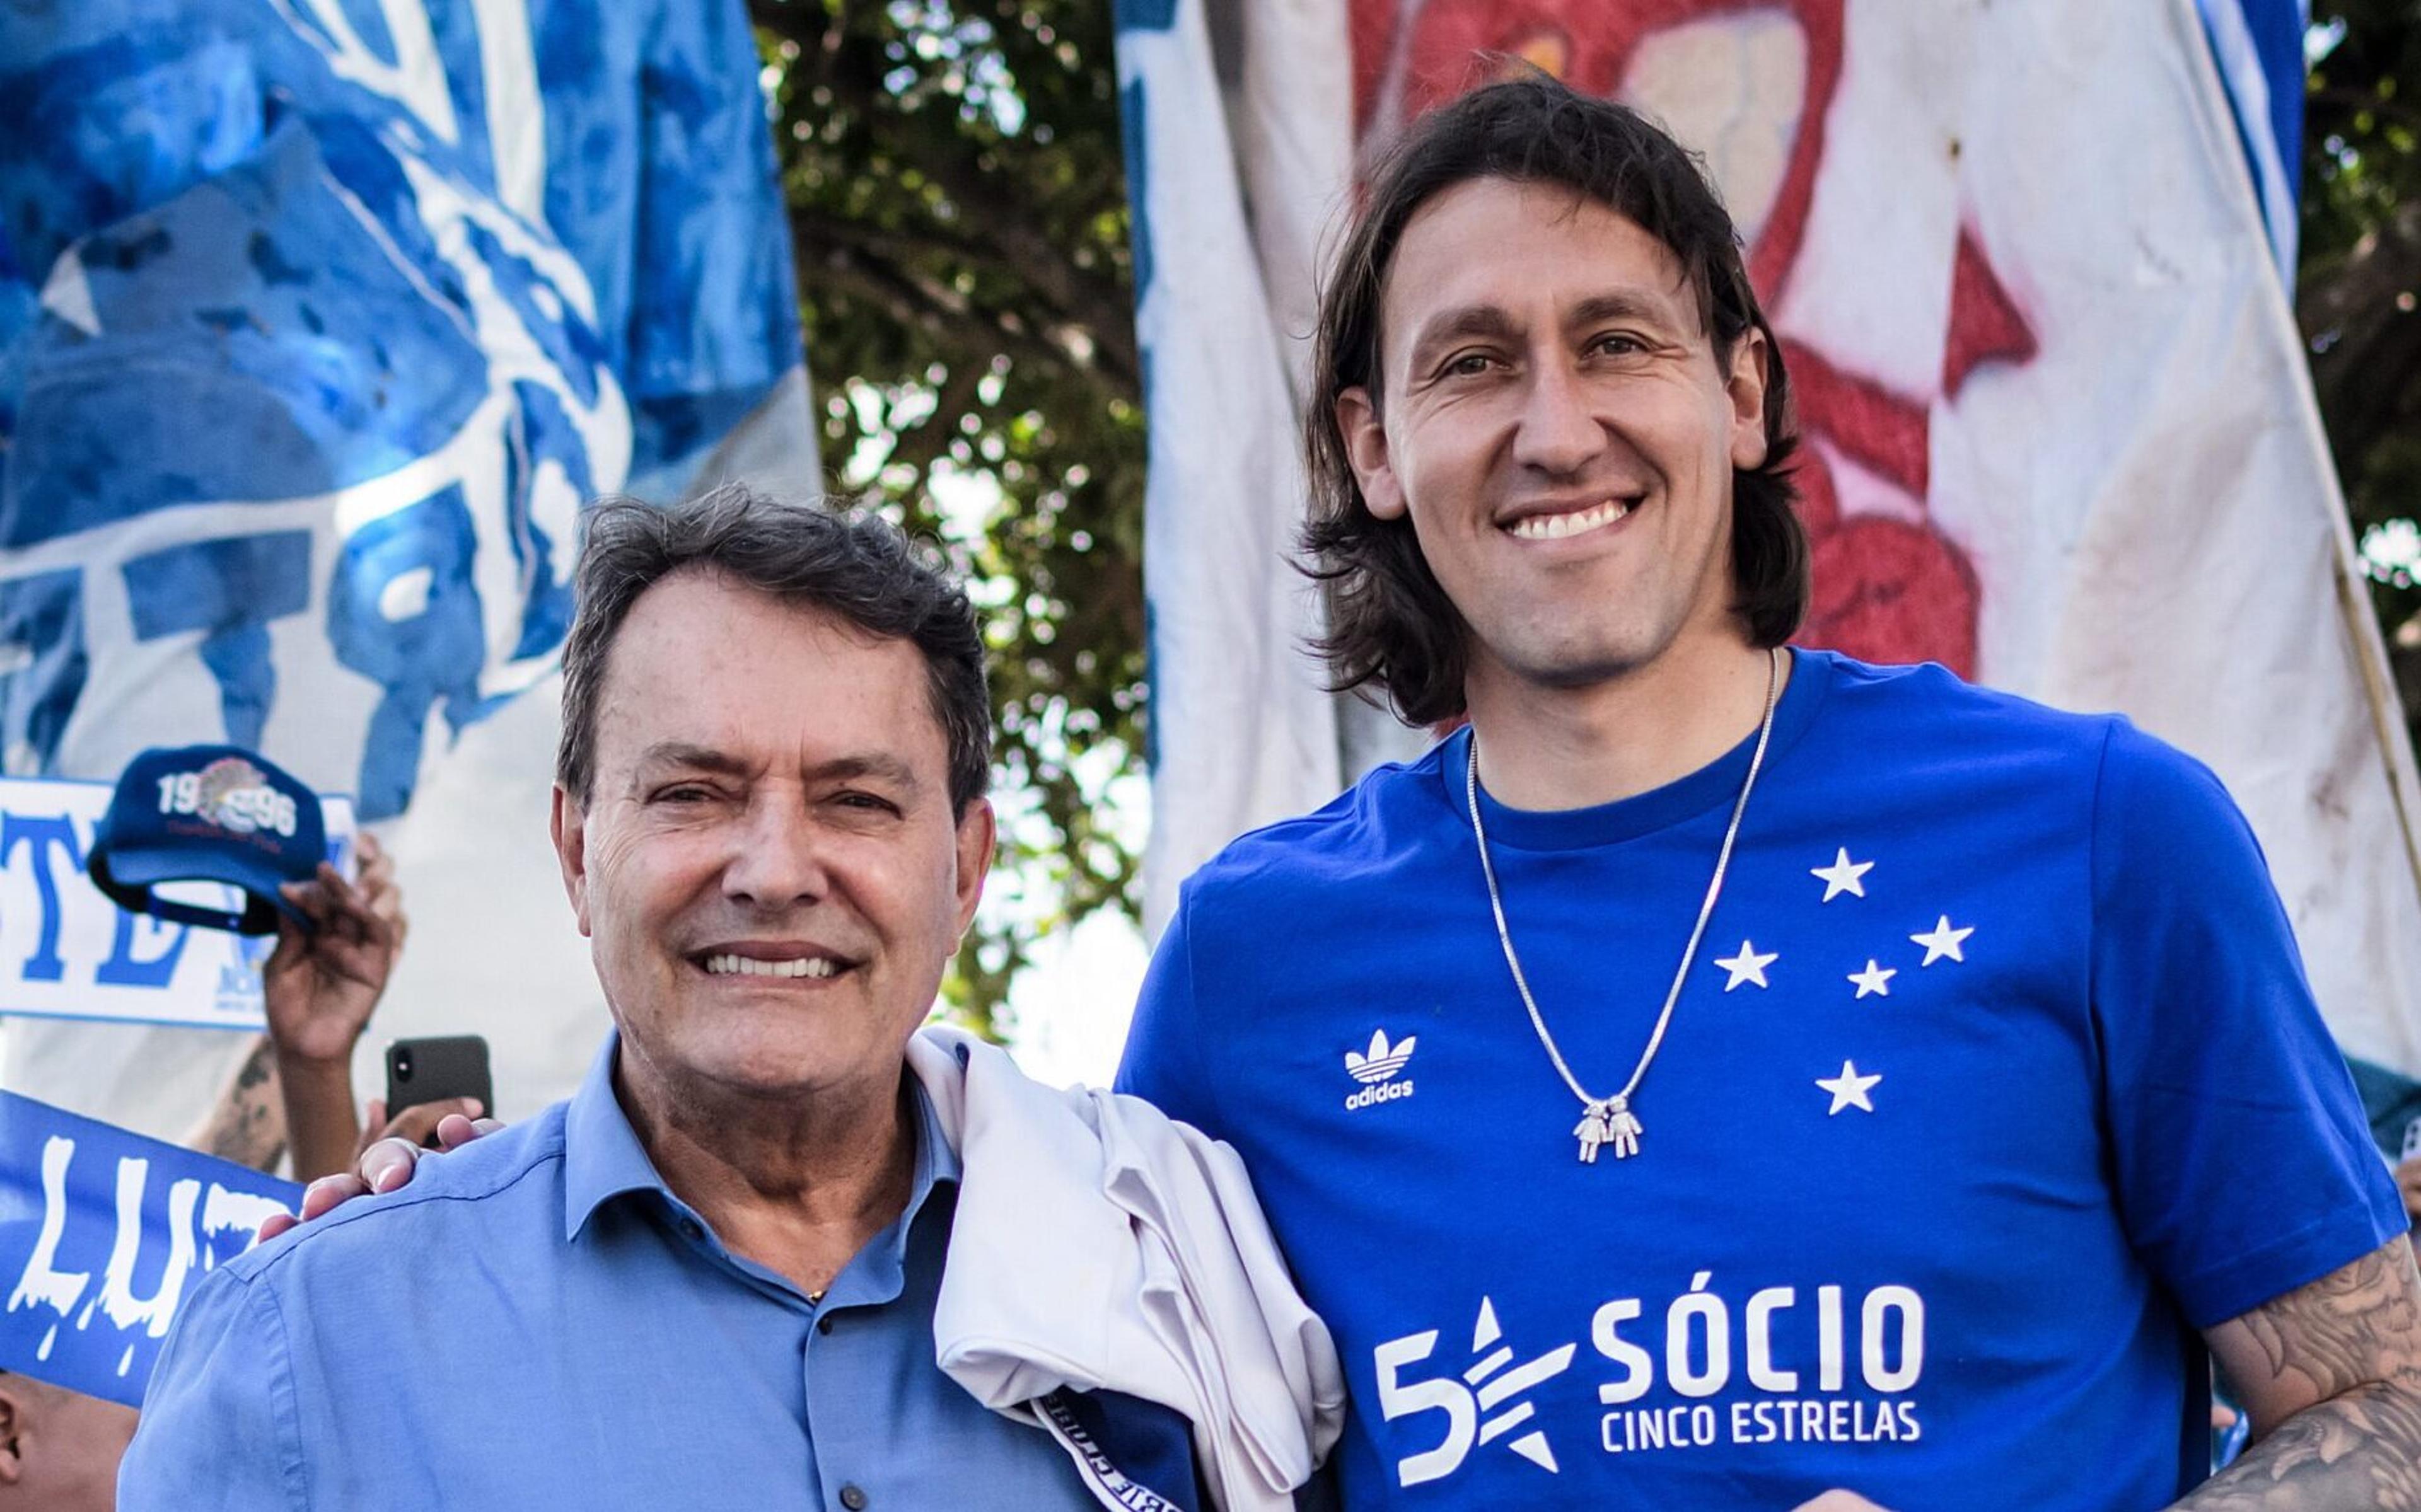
{"left": 1576, "top": 1096, "right": 1644, "bottom": 1163}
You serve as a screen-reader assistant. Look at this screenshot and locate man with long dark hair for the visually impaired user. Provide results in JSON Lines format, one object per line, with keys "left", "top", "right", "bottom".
{"left": 1118, "top": 74, "right": 2421, "bottom": 1509}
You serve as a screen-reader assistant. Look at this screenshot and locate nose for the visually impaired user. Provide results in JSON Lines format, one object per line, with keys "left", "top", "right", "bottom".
{"left": 1511, "top": 354, "right": 1605, "bottom": 477}
{"left": 720, "top": 790, "right": 829, "bottom": 909}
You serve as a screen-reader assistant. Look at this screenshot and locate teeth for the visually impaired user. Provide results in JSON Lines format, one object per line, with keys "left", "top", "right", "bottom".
{"left": 703, "top": 954, "right": 839, "bottom": 979}
{"left": 1509, "top": 499, "right": 1632, "bottom": 541}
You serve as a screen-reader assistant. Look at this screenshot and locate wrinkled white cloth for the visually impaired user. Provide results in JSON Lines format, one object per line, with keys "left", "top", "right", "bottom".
{"left": 907, "top": 1025, "right": 1344, "bottom": 1512}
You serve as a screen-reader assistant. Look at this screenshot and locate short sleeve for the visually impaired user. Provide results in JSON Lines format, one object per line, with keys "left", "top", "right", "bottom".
{"left": 2090, "top": 721, "right": 2406, "bottom": 1329}
{"left": 118, "top": 1267, "right": 308, "bottom": 1511}
{"left": 1115, "top": 882, "right": 1225, "bottom": 1136}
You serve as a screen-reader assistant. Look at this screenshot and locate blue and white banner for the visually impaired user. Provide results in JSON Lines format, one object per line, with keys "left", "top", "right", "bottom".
{"left": 0, "top": 0, "right": 808, "bottom": 1134}
{"left": 0, "top": 0, "right": 804, "bottom": 814}
{"left": 2196, "top": 0, "right": 2311, "bottom": 277}
{"left": 1120, "top": 0, "right": 2421, "bottom": 1073}
{"left": 0, "top": 1091, "right": 298, "bottom": 1407}
{"left": 1114, "top": 0, "right": 1358, "bottom": 934}
{"left": 0, "top": 776, "right": 356, "bottom": 1032}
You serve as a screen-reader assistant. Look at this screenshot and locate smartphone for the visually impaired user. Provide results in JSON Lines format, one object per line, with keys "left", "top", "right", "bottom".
{"left": 384, "top": 1036, "right": 493, "bottom": 1137}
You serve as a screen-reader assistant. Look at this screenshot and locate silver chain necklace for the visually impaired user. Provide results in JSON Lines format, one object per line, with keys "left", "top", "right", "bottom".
{"left": 1463, "top": 647, "right": 1782, "bottom": 1163}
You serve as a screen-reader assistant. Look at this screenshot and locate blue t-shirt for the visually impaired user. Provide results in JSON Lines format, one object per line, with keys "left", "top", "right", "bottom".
{"left": 1117, "top": 652, "right": 2403, "bottom": 1511}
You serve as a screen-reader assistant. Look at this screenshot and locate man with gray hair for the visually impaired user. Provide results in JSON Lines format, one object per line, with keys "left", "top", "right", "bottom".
{"left": 119, "top": 487, "right": 1338, "bottom": 1511}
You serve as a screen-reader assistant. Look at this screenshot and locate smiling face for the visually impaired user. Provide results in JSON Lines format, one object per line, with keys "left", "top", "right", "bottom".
{"left": 1337, "top": 176, "right": 1770, "bottom": 702}
{"left": 552, "top": 568, "right": 992, "bottom": 1109}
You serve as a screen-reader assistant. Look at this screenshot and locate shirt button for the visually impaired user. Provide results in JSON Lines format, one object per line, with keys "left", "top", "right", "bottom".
{"left": 816, "top": 1315, "right": 835, "bottom": 1335}
{"left": 678, "top": 1218, "right": 702, "bottom": 1241}
{"left": 839, "top": 1486, "right": 868, "bottom": 1511}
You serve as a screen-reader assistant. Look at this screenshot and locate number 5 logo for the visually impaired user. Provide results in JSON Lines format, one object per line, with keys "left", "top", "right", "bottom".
{"left": 1373, "top": 1298, "right": 1577, "bottom": 1486}
{"left": 1373, "top": 1330, "right": 1476, "bottom": 1487}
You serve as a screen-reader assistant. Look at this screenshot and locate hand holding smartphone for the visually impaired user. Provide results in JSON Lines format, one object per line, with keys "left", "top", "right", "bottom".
{"left": 383, "top": 1036, "right": 493, "bottom": 1146}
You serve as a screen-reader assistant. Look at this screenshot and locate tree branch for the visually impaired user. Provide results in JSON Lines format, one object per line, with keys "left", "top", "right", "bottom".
{"left": 808, "top": 50, "right": 1143, "bottom": 391}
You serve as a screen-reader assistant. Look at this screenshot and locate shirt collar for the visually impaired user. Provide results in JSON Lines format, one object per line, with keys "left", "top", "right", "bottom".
{"left": 833, "top": 1063, "right": 959, "bottom": 1308}
{"left": 562, "top": 1029, "right": 961, "bottom": 1262}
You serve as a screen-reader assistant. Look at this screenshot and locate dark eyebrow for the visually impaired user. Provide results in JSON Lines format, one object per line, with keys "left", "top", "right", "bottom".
{"left": 636, "top": 743, "right": 752, "bottom": 780}
{"left": 1405, "top": 305, "right": 1522, "bottom": 371}
{"left": 632, "top": 744, "right": 924, "bottom": 794}
{"left": 1568, "top": 290, "right": 1688, "bottom": 334}
{"left": 813, "top": 754, "right": 924, "bottom": 793}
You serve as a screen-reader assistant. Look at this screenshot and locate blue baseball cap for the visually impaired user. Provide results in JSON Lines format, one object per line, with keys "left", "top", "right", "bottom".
{"left": 87, "top": 746, "right": 329, "bottom": 935}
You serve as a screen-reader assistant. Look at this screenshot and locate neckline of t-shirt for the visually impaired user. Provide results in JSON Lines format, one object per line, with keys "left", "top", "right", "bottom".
{"left": 1436, "top": 649, "right": 1837, "bottom": 851}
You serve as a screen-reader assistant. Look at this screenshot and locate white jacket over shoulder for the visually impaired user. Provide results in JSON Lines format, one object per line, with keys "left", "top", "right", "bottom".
{"left": 907, "top": 1025, "right": 1345, "bottom": 1512}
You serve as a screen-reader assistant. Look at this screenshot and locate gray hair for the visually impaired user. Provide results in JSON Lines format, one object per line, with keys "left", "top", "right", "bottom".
{"left": 556, "top": 486, "right": 992, "bottom": 812}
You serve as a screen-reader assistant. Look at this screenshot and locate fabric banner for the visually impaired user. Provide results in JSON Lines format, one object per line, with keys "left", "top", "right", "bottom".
{"left": 1117, "top": 0, "right": 2421, "bottom": 1073}
{"left": 0, "top": 0, "right": 810, "bottom": 1133}
{"left": 0, "top": 1091, "right": 297, "bottom": 1407}
{"left": 0, "top": 775, "right": 356, "bottom": 1032}
{"left": 1115, "top": 0, "right": 1352, "bottom": 933}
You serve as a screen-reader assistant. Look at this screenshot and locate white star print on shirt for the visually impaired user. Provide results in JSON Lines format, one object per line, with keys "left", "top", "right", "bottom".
{"left": 1713, "top": 942, "right": 1778, "bottom": 990}
{"left": 1817, "top": 1061, "right": 1883, "bottom": 1114}
{"left": 1912, "top": 915, "right": 1974, "bottom": 966}
{"left": 1848, "top": 960, "right": 1896, "bottom": 998}
{"left": 1811, "top": 848, "right": 1874, "bottom": 901}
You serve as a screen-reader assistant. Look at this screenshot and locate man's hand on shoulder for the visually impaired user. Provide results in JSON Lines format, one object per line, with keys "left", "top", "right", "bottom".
{"left": 255, "top": 1108, "right": 501, "bottom": 1242}
{"left": 2185, "top": 1234, "right": 2421, "bottom": 1508}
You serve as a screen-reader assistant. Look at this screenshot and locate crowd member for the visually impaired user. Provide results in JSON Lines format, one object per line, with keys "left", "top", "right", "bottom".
{"left": 1113, "top": 75, "right": 2421, "bottom": 1509}
{"left": 120, "top": 489, "right": 1337, "bottom": 1511}
{"left": 0, "top": 833, "right": 442, "bottom": 1512}
{"left": 183, "top": 832, "right": 472, "bottom": 1180}
{"left": 0, "top": 1370, "right": 132, "bottom": 1512}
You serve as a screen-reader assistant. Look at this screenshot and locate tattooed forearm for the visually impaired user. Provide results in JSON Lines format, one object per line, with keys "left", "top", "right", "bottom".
{"left": 185, "top": 1034, "right": 289, "bottom": 1174}
{"left": 2179, "top": 1237, "right": 2421, "bottom": 1509}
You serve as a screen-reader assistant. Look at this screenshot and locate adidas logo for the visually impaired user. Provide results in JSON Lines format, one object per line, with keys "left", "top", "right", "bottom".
{"left": 1344, "top": 1029, "right": 1417, "bottom": 1111}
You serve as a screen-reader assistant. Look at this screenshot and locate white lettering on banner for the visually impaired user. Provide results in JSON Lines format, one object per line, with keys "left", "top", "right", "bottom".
{"left": 90, "top": 1160, "right": 197, "bottom": 1339}
{"left": 5, "top": 1134, "right": 290, "bottom": 1378}
{"left": 0, "top": 776, "right": 354, "bottom": 1031}
{"left": 200, "top": 1187, "right": 293, "bottom": 1247}
{"left": 7, "top": 1139, "right": 90, "bottom": 1321}
{"left": 1381, "top": 1277, "right": 1929, "bottom": 1486}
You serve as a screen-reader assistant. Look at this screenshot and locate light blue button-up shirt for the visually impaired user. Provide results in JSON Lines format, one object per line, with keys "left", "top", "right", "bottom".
{"left": 119, "top": 1036, "right": 1097, "bottom": 1511}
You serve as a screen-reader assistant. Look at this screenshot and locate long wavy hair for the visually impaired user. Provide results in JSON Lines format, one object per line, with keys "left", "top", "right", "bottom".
{"left": 1301, "top": 72, "right": 1808, "bottom": 726}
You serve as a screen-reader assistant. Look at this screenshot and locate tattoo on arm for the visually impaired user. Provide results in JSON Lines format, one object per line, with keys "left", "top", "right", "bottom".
{"left": 2178, "top": 1236, "right": 2421, "bottom": 1509}
{"left": 186, "top": 1035, "right": 289, "bottom": 1174}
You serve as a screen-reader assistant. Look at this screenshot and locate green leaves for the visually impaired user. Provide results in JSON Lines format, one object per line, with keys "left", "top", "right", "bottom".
{"left": 2302, "top": 3, "right": 2421, "bottom": 729}
{"left": 753, "top": 0, "right": 1146, "bottom": 1032}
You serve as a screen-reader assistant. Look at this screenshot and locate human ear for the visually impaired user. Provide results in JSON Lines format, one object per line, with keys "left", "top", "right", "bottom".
{"left": 949, "top": 799, "right": 996, "bottom": 949}
{"left": 0, "top": 1385, "right": 23, "bottom": 1485}
{"left": 550, "top": 787, "right": 593, "bottom": 937}
{"left": 1336, "top": 388, "right": 1408, "bottom": 521}
{"left": 1725, "top": 327, "right": 1772, "bottom": 472}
